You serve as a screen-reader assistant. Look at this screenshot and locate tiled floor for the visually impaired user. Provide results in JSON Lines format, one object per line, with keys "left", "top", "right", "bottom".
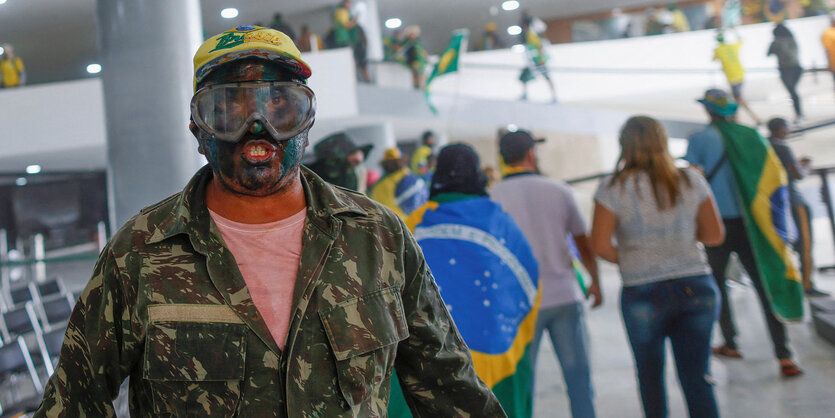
{"left": 532, "top": 263, "right": 835, "bottom": 418}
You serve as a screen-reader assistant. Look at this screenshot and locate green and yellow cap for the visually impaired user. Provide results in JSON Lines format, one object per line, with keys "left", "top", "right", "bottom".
{"left": 193, "top": 25, "right": 312, "bottom": 91}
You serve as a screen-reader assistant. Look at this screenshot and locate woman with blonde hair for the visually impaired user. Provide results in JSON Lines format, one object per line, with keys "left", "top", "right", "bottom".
{"left": 590, "top": 116, "right": 724, "bottom": 418}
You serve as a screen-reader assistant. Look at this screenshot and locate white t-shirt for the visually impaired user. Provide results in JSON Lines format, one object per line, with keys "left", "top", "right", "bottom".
{"left": 489, "top": 174, "right": 586, "bottom": 308}
{"left": 593, "top": 168, "right": 713, "bottom": 287}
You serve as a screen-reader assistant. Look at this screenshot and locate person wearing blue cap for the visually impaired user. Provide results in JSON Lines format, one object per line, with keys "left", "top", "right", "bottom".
{"left": 685, "top": 89, "right": 802, "bottom": 377}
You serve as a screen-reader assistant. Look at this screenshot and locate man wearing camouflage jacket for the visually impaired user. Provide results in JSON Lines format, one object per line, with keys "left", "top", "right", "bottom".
{"left": 35, "top": 26, "right": 503, "bottom": 417}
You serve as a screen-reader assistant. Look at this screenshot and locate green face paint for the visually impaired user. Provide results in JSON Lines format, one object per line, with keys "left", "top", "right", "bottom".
{"left": 195, "top": 59, "right": 309, "bottom": 197}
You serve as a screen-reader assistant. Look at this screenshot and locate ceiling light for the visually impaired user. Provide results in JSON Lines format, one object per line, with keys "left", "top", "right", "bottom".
{"left": 0, "top": 0, "right": 7, "bottom": 4}
{"left": 221, "top": 8, "right": 239, "bottom": 19}
{"left": 507, "top": 124, "right": 518, "bottom": 132}
{"left": 511, "top": 44, "right": 526, "bottom": 53}
{"left": 15, "top": 177, "right": 27, "bottom": 187}
{"left": 0, "top": 46, "right": 4, "bottom": 56}
{"left": 25, "top": 165, "right": 41, "bottom": 174}
{"left": 507, "top": 25, "right": 522, "bottom": 36}
{"left": 86, "top": 63, "right": 102, "bottom": 74}
{"left": 385, "top": 18, "right": 402, "bottom": 29}
{"left": 502, "top": 1, "right": 520, "bottom": 11}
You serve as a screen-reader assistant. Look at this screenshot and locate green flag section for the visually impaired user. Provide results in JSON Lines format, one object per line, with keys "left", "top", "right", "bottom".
{"left": 714, "top": 121, "right": 804, "bottom": 320}
{"left": 387, "top": 306, "right": 538, "bottom": 418}
{"left": 424, "top": 30, "right": 468, "bottom": 114}
{"left": 389, "top": 195, "right": 540, "bottom": 417}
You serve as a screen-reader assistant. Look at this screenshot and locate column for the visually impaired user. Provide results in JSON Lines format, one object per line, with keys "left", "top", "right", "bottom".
{"left": 96, "top": 0, "right": 205, "bottom": 227}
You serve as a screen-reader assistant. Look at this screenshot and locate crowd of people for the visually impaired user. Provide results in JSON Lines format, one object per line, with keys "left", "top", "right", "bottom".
{"left": 20, "top": 6, "right": 835, "bottom": 418}
{"left": 302, "top": 88, "right": 820, "bottom": 418}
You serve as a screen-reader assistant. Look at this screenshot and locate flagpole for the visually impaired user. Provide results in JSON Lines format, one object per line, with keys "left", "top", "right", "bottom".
{"left": 445, "top": 30, "right": 469, "bottom": 141}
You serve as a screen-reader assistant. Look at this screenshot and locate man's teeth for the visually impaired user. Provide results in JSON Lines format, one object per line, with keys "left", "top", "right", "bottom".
{"left": 248, "top": 145, "right": 268, "bottom": 157}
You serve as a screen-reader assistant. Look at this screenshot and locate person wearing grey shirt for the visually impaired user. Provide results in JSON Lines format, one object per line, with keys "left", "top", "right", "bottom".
{"left": 591, "top": 116, "right": 725, "bottom": 418}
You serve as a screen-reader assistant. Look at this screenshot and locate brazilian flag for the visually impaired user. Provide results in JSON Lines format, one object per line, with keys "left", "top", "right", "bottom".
{"left": 390, "top": 195, "right": 540, "bottom": 417}
{"left": 714, "top": 121, "right": 803, "bottom": 320}
{"left": 425, "top": 30, "right": 468, "bottom": 114}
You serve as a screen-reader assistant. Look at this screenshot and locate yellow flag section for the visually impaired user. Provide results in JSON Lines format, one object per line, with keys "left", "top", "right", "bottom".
{"left": 714, "top": 121, "right": 803, "bottom": 320}
{"left": 471, "top": 287, "right": 540, "bottom": 387}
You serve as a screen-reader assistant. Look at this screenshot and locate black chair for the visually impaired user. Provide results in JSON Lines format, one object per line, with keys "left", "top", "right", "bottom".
{"left": 8, "top": 286, "right": 33, "bottom": 308}
{"left": 0, "top": 303, "right": 53, "bottom": 376}
{"left": 41, "top": 327, "right": 65, "bottom": 366}
{"left": 40, "top": 295, "right": 74, "bottom": 329}
{"left": 34, "top": 278, "right": 65, "bottom": 299}
{"left": 0, "top": 304, "right": 41, "bottom": 341}
{"left": 0, "top": 336, "right": 43, "bottom": 416}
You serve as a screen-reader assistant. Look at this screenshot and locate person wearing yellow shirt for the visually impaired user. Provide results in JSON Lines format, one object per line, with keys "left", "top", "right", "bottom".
{"left": 714, "top": 31, "right": 760, "bottom": 125}
{"left": 821, "top": 15, "right": 835, "bottom": 95}
{"left": 669, "top": 4, "right": 691, "bottom": 32}
{"left": 0, "top": 45, "right": 26, "bottom": 88}
{"left": 519, "top": 16, "right": 557, "bottom": 104}
{"left": 371, "top": 148, "right": 429, "bottom": 219}
{"left": 410, "top": 130, "right": 436, "bottom": 174}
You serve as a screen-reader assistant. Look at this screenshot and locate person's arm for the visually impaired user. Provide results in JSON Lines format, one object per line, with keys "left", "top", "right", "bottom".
{"left": 394, "top": 220, "right": 506, "bottom": 417}
{"left": 697, "top": 195, "right": 725, "bottom": 246}
{"left": 573, "top": 234, "right": 602, "bottom": 308}
{"left": 773, "top": 142, "right": 805, "bottom": 180}
{"left": 590, "top": 202, "right": 618, "bottom": 264}
{"left": 34, "top": 246, "right": 137, "bottom": 416}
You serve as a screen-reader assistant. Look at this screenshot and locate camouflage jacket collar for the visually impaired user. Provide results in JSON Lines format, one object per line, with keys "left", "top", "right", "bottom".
{"left": 145, "top": 165, "right": 368, "bottom": 247}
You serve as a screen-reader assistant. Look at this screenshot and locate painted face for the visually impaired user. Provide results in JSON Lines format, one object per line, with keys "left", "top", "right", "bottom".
{"left": 192, "top": 59, "right": 310, "bottom": 197}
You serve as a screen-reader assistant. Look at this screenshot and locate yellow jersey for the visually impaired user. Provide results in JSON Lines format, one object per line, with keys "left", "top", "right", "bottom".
{"left": 0, "top": 57, "right": 24, "bottom": 87}
{"left": 714, "top": 42, "right": 744, "bottom": 84}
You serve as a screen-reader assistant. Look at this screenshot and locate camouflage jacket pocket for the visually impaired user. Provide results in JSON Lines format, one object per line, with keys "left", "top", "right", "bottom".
{"left": 144, "top": 304, "right": 247, "bottom": 417}
{"left": 319, "top": 287, "right": 409, "bottom": 408}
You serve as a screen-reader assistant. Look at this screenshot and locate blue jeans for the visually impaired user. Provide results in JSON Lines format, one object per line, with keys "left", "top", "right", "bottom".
{"left": 531, "top": 302, "right": 595, "bottom": 418}
{"left": 621, "top": 274, "right": 720, "bottom": 418}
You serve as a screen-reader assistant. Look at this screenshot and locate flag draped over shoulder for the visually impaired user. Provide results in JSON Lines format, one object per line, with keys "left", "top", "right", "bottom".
{"left": 424, "top": 30, "right": 468, "bottom": 114}
{"left": 389, "top": 196, "right": 540, "bottom": 418}
{"left": 714, "top": 121, "right": 803, "bottom": 320}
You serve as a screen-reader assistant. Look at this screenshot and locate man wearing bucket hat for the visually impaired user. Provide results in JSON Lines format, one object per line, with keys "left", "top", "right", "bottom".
{"left": 307, "top": 131, "right": 373, "bottom": 192}
{"left": 35, "top": 26, "right": 503, "bottom": 417}
{"left": 685, "top": 88, "right": 802, "bottom": 377}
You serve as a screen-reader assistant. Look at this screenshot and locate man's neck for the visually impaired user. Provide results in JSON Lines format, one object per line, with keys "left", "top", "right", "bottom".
{"left": 205, "top": 176, "right": 306, "bottom": 224}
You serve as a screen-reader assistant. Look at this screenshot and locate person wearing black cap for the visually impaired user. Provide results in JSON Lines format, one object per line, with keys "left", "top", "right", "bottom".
{"left": 307, "top": 131, "right": 373, "bottom": 192}
{"left": 490, "top": 130, "right": 601, "bottom": 418}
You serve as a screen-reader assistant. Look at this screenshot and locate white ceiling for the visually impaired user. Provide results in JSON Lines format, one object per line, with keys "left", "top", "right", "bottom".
{"left": 0, "top": 0, "right": 661, "bottom": 85}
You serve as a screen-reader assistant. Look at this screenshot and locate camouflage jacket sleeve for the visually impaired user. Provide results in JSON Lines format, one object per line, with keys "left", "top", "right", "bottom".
{"left": 34, "top": 245, "right": 138, "bottom": 417}
{"left": 394, "top": 221, "right": 507, "bottom": 417}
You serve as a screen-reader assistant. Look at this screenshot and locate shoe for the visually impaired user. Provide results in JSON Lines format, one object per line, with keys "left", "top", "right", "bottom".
{"left": 712, "top": 345, "right": 743, "bottom": 358}
{"left": 805, "top": 288, "right": 831, "bottom": 297}
{"left": 780, "top": 360, "right": 803, "bottom": 377}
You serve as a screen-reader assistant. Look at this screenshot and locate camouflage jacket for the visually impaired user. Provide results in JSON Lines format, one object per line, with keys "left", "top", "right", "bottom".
{"left": 35, "top": 166, "right": 505, "bottom": 417}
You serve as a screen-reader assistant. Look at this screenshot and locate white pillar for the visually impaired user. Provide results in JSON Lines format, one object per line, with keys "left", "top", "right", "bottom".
{"left": 96, "top": 0, "right": 205, "bottom": 227}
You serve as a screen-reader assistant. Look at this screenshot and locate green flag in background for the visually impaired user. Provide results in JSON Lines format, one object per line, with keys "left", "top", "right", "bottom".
{"left": 425, "top": 30, "right": 468, "bottom": 114}
{"left": 714, "top": 120, "right": 804, "bottom": 320}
